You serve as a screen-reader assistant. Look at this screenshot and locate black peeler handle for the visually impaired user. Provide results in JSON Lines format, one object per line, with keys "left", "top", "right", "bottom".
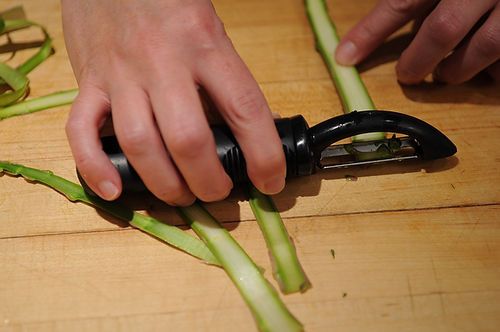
{"left": 80, "top": 111, "right": 456, "bottom": 194}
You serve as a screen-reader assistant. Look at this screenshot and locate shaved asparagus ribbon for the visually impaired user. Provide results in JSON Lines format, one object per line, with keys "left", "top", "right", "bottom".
{"left": 249, "top": 186, "right": 311, "bottom": 294}
{"left": 179, "top": 205, "right": 303, "bottom": 332}
{"left": 0, "top": 161, "right": 219, "bottom": 265}
{"left": 0, "top": 13, "right": 54, "bottom": 106}
{"left": 305, "top": 0, "right": 385, "bottom": 142}
{"left": 0, "top": 89, "right": 77, "bottom": 120}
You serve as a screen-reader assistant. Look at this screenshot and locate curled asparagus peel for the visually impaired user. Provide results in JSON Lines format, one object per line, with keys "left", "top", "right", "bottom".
{"left": 0, "top": 62, "right": 29, "bottom": 106}
{"left": 0, "top": 161, "right": 219, "bottom": 266}
{"left": 249, "top": 186, "right": 311, "bottom": 294}
{"left": 178, "top": 204, "right": 303, "bottom": 332}
{"left": 0, "top": 18, "right": 55, "bottom": 78}
{"left": 305, "top": 0, "right": 385, "bottom": 142}
{"left": 0, "top": 17, "right": 54, "bottom": 101}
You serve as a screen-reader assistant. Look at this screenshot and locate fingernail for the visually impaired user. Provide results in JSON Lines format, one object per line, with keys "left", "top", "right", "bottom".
{"left": 263, "top": 176, "right": 285, "bottom": 195}
{"left": 336, "top": 41, "right": 358, "bottom": 65}
{"left": 98, "top": 180, "right": 120, "bottom": 200}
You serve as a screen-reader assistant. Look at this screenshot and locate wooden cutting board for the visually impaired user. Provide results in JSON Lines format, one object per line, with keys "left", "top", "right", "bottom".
{"left": 1, "top": 0, "right": 499, "bottom": 331}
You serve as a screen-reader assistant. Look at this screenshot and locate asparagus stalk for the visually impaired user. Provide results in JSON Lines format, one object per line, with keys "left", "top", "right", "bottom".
{"left": 305, "top": 0, "right": 385, "bottom": 142}
{"left": 0, "top": 161, "right": 219, "bottom": 266}
{"left": 0, "top": 89, "right": 77, "bottom": 120}
{"left": 248, "top": 186, "right": 311, "bottom": 294}
{"left": 178, "top": 204, "right": 303, "bottom": 332}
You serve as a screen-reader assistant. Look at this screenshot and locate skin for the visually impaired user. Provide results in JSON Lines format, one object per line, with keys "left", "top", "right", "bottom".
{"left": 62, "top": 0, "right": 286, "bottom": 205}
{"left": 336, "top": 0, "right": 500, "bottom": 84}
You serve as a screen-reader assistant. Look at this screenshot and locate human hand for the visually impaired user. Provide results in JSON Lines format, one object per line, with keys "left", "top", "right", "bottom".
{"left": 62, "top": 0, "right": 285, "bottom": 205}
{"left": 335, "top": 0, "right": 500, "bottom": 84}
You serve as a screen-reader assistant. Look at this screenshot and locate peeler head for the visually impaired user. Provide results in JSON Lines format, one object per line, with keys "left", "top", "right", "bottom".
{"left": 307, "top": 110, "right": 457, "bottom": 168}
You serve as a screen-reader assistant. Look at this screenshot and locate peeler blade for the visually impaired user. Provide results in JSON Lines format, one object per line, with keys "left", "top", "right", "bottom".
{"left": 319, "top": 136, "right": 420, "bottom": 169}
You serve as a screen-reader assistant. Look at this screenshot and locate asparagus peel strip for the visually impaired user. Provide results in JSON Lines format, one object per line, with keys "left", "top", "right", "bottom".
{"left": 178, "top": 204, "right": 303, "bottom": 332}
{"left": 0, "top": 89, "right": 77, "bottom": 120}
{"left": 0, "top": 161, "right": 219, "bottom": 266}
{"left": 249, "top": 186, "right": 311, "bottom": 294}
{"left": 15, "top": 29, "right": 54, "bottom": 76}
{"left": 0, "top": 18, "right": 55, "bottom": 85}
{"left": 0, "top": 62, "right": 29, "bottom": 106}
{"left": 305, "top": 0, "right": 385, "bottom": 142}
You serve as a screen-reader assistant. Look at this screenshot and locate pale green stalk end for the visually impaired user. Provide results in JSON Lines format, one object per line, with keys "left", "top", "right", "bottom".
{"left": 178, "top": 204, "right": 303, "bottom": 332}
{"left": 248, "top": 186, "right": 311, "bottom": 294}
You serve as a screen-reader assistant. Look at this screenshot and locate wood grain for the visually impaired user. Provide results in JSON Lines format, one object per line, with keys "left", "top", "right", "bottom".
{"left": 1, "top": 0, "right": 499, "bottom": 331}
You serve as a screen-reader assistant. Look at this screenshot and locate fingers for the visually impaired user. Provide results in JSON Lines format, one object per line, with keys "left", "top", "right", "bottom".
{"left": 397, "top": 0, "right": 497, "bottom": 84}
{"left": 336, "top": 0, "right": 436, "bottom": 65}
{"left": 435, "top": 5, "right": 500, "bottom": 84}
{"left": 65, "top": 83, "right": 121, "bottom": 200}
{"left": 110, "top": 83, "right": 195, "bottom": 206}
{"left": 487, "top": 60, "right": 500, "bottom": 81}
{"left": 149, "top": 70, "right": 233, "bottom": 202}
{"left": 196, "top": 47, "right": 286, "bottom": 195}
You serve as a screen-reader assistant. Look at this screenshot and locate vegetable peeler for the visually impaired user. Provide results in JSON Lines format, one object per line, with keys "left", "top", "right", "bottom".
{"left": 78, "top": 110, "right": 457, "bottom": 195}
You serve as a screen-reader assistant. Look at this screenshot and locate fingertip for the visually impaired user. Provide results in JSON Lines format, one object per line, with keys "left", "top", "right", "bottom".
{"left": 395, "top": 60, "right": 423, "bottom": 85}
{"left": 335, "top": 40, "right": 359, "bottom": 66}
{"left": 260, "top": 175, "right": 285, "bottom": 195}
{"left": 77, "top": 161, "right": 122, "bottom": 200}
{"left": 96, "top": 179, "right": 121, "bottom": 200}
{"left": 196, "top": 176, "right": 233, "bottom": 202}
{"left": 247, "top": 149, "right": 286, "bottom": 195}
{"left": 166, "top": 192, "right": 197, "bottom": 207}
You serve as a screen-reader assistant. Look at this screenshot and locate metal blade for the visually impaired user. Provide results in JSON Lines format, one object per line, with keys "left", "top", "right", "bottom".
{"left": 319, "top": 136, "right": 419, "bottom": 169}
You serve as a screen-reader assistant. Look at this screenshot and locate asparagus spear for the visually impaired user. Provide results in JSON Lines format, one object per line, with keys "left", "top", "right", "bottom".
{"left": 249, "top": 186, "right": 311, "bottom": 294}
{"left": 179, "top": 204, "right": 303, "bottom": 332}
{"left": 305, "top": 0, "right": 385, "bottom": 142}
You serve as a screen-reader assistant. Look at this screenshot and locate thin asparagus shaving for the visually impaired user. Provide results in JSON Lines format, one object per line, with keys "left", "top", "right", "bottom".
{"left": 0, "top": 62, "right": 29, "bottom": 106}
{"left": 0, "top": 19, "right": 32, "bottom": 33}
{"left": 0, "top": 161, "right": 219, "bottom": 266}
{"left": 0, "top": 18, "right": 55, "bottom": 82}
{"left": 305, "top": 0, "right": 385, "bottom": 142}
{"left": 0, "top": 89, "right": 77, "bottom": 120}
{"left": 16, "top": 30, "right": 54, "bottom": 75}
{"left": 248, "top": 186, "right": 311, "bottom": 294}
{"left": 178, "top": 204, "right": 303, "bottom": 332}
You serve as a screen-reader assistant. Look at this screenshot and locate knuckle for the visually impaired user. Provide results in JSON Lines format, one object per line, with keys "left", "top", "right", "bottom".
{"left": 385, "top": 0, "right": 418, "bottom": 16}
{"left": 476, "top": 25, "right": 500, "bottom": 58}
{"left": 167, "top": 126, "right": 211, "bottom": 157}
{"left": 356, "top": 22, "right": 378, "bottom": 43}
{"left": 119, "top": 127, "right": 154, "bottom": 156}
{"left": 178, "top": 6, "right": 226, "bottom": 51}
{"left": 74, "top": 152, "right": 97, "bottom": 175}
{"left": 226, "top": 92, "right": 267, "bottom": 127}
{"left": 65, "top": 117, "right": 83, "bottom": 137}
{"left": 425, "top": 11, "right": 463, "bottom": 46}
